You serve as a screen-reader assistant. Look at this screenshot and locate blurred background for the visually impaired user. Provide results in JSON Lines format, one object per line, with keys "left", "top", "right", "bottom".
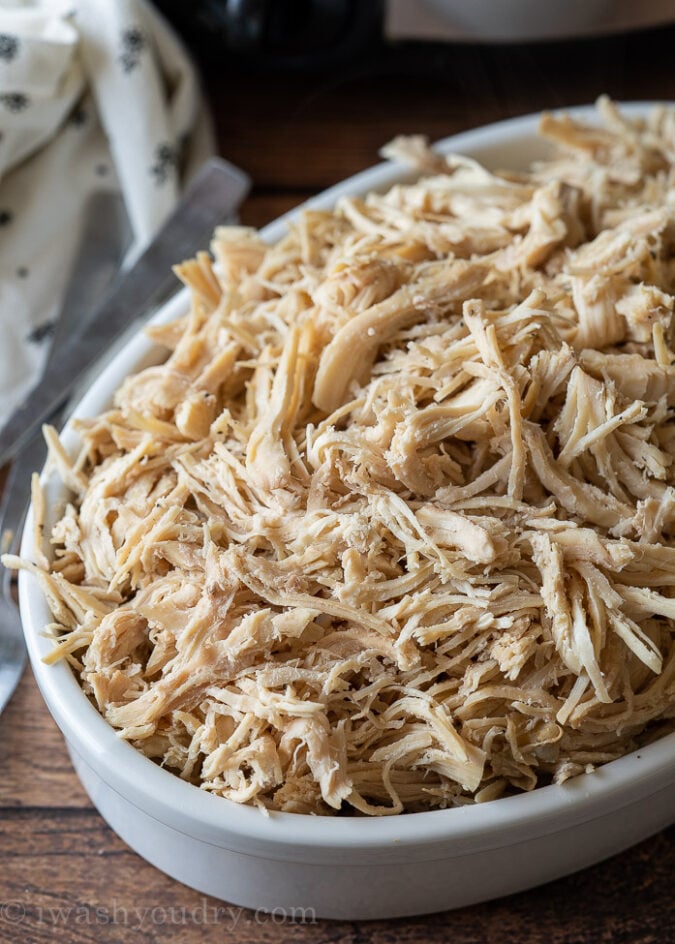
{"left": 154, "top": 0, "right": 675, "bottom": 228}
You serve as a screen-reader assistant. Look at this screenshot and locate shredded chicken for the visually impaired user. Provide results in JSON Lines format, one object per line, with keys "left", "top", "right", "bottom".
{"left": 6, "top": 96, "right": 675, "bottom": 815}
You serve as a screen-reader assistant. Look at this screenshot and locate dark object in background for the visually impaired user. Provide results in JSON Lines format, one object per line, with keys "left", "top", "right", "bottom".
{"left": 154, "top": 0, "right": 384, "bottom": 68}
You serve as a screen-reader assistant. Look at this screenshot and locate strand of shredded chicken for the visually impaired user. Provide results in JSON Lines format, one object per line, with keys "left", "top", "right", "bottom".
{"left": 6, "top": 96, "right": 675, "bottom": 815}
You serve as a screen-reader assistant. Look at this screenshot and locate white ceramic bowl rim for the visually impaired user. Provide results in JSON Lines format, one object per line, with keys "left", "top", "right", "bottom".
{"left": 19, "top": 101, "right": 675, "bottom": 858}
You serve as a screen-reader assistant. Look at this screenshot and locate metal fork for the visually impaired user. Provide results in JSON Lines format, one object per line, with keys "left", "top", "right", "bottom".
{"left": 0, "top": 192, "right": 130, "bottom": 715}
{"left": 0, "top": 415, "right": 64, "bottom": 713}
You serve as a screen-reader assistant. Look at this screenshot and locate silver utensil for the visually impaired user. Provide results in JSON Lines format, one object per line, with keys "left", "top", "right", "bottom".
{"left": 0, "top": 157, "right": 250, "bottom": 467}
{"left": 0, "top": 157, "right": 250, "bottom": 714}
{"left": 0, "top": 421, "right": 59, "bottom": 715}
{"left": 0, "top": 192, "right": 131, "bottom": 716}
{"left": 49, "top": 191, "right": 132, "bottom": 354}
{"left": 0, "top": 584, "right": 28, "bottom": 717}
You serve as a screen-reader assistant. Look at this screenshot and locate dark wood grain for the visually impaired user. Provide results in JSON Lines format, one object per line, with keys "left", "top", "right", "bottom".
{"left": 2, "top": 23, "right": 675, "bottom": 944}
{"left": 0, "top": 671, "right": 90, "bottom": 810}
{"left": 0, "top": 739, "right": 673, "bottom": 944}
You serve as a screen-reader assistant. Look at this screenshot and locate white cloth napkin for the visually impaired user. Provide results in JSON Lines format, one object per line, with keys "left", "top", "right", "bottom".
{"left": 0, "top": 0, "right": 215, "bottom": 424}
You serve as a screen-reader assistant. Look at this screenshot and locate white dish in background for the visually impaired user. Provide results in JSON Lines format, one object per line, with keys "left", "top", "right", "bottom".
{"left": 386, "top": 0, "right": 675, "bottom": 43}
{"left": 19, "top": 103, "right": 675, "bottom": 920}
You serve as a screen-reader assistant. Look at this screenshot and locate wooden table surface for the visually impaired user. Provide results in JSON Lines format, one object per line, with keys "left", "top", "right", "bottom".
{"left": 2, "top": 22, "right": 675, "bottom": 944}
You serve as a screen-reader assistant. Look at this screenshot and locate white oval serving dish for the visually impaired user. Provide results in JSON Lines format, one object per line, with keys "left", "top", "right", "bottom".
{"left": 19, "top": 103, "right": 675, "bottom": 920}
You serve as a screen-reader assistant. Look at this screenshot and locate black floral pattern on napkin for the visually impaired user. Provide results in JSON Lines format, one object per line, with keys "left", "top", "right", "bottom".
{"left": 150, "top": 142, "right": 178, "bottom": 184}
{"left": 27, "top": 320, "right": 55, "bottom": 345}
{"left": 0, "top": 92, "right": 28, "bottom": 112}
{"left": 0, "top": 34, "right": 19, "bottom": 62}
{"left": 119, "top": 27, "right": 146, "bottom": 74}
